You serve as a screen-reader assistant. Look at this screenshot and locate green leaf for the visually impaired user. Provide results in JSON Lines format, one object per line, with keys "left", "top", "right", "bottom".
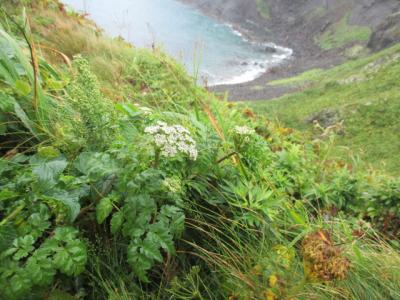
{"left": 142, "top": 233, "right": 163, "bottom": 262}
{"left": 45, "top": 78, "right": 65, "bottom": 91}
{"left": 44, "top": 189, "right": 81, "bottom": 222}
{"left": 25, "top": 249, "right": 56, "bottom": 286}
{"left": 32, "top": 157, "right": 68, "bottom": 190}
{"left": 0, "top": 91, "right": 16, "bottom": 112}
{"left": 74, "top": 152, "right": 118, "bottom": 179}
{"left": 110, "top": 211, "right": 124, "bottom": 234}
{"left": 14, "top": 79, "right": 31, "bottom": 96}
{"left": 96, "top": 196, "right": 113, "bottom": 224}
{"left": 148, "top": 222, "right": 175, "bottom": 254}
{"left": 37, "top": 146, "right": 61, "bottom": 160}
{"left": 127, "top": 239, "right": 152, "bottom": 282}
{"left": 0, "top": 189, "right": 18, "bottom": 201}
{"left": 9, "top": 235, "right": 35, "bottom": 261}
{"left": 14, "top": 101, "right": 38, "bottom": 138}
{"left": 52, "top": 228, "right": 87, "bottom": 276}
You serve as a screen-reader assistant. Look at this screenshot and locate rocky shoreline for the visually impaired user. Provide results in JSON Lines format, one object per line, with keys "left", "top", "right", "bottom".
{"left": 179, "top": 0, "right": 400, "bottom": 101}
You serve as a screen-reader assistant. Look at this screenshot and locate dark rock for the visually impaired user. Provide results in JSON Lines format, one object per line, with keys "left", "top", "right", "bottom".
{"left": 264, "top": 45, "right": 277, "bottom": 53}
{"left": 368, "top": 13, "right": 400, "bottom": 51}
{"left": 306, "top": 109, "right": 339, "bottom": 128}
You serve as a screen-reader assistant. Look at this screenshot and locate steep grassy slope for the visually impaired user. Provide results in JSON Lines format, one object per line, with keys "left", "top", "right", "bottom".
{"left": 1, "top": 2, "right": 400, "bottom": 300}
{"left": 246, "top": 44, "right": 400, "bottom": 175}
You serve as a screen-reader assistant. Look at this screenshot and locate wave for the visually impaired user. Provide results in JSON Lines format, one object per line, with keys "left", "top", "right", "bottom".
{"left": 208, "top": 47, "right": 293, "bottom": 86}
{"left": 206, "top": 23, "right": 293, "bottom": 86}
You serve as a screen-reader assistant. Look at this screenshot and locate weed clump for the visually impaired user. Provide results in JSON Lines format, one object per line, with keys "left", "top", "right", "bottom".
{"left": 302, "top": 230, "right": 351, "bottom": 281}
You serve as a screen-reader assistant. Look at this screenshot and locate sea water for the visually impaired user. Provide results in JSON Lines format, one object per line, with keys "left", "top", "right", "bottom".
{"left": 62, "top": 0, "right": 292, "bottom": 85}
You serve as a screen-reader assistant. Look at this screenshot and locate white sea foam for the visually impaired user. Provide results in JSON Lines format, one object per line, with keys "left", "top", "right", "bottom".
{"left": 208, "top": 46, "right": 293, "bottom": 86}
{"left": 206, "top": 24, "right": 293, "bottom": 86}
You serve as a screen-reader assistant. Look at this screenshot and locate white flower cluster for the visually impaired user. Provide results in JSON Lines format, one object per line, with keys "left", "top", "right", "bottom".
{"left": 234, "top": 125, "right": 255, "bottom": 136}
{"left": 144, "top": 121, "right": 198, "bottom": 161}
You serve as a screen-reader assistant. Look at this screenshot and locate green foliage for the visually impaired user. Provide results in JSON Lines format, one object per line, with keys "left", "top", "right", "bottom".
{"left": 67, "top": 55, "right": 117, "bottom": 147}
{"left": 316, "top": 13, "right": 372, "bottom": 50}
{"left": 248, "top": 44, "right": 400, "bottom": 175}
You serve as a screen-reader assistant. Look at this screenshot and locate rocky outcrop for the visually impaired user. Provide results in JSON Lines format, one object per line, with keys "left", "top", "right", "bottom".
{"left": 181, "top": 0, "right": 400, "bottom": 56}
{"left": 368, "top": 12, "right": 400, "bottom": 51}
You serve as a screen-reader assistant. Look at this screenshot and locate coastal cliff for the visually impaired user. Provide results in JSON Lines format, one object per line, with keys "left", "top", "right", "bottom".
{"left": 180, "top": 0, "right": 400, "bottom": 100}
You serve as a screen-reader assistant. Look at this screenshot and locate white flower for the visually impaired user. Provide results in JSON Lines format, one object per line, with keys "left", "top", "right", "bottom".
{"left": 144, "top": 122, "right": 198, "bottom": 161}
{"left": 234, "top": 125, "right": 255, "bottom": 136}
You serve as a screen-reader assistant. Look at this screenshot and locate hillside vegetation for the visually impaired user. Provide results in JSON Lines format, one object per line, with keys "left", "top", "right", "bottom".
{"left": 247, "top": 44, "right": 400, "bottom": 175}
{"left": 0, "top": 1, "right": 400, "bottom": 300}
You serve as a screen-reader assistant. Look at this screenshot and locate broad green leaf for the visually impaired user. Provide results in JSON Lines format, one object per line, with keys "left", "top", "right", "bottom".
{"left": 96, "top": 196, "right": 113, "bottom": 224}
{"left": 0, "top": 189, "right": 18, "bottom": 201}
{"left": 110, "top": 211, "right": 124, "bottom": 234}
{"left": 45, "top": 189, "right": 81, "bottom": 222}
{"left": 74, "top": 152, "right": 118, "bottom": 179}
{"left": 14, "top": 79, "right": 31, "bottom": 96}
{"left": 32, "top": 157, "right": 68, "bottom": 190}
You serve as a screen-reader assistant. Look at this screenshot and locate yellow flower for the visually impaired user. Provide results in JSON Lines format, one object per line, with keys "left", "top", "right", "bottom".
{"left": 269, "top": 274, "right": 278, "bottom": 288}
{"left": 263, "top": 289, "right": 276, "bottom": 300}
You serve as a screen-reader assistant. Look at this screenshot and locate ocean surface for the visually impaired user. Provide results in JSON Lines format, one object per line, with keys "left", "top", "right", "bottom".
{"left": 62, "top": 0, "right": 292, "bottom": 85}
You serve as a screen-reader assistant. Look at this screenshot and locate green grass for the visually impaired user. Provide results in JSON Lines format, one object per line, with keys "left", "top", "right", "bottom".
{"left": 256, "top": 0, "right": 270, "bottom": 19}
{"left": 247, "top": 44, "right": 400, "bottom": 175}
{"left": 316, "top": 13, "right": 372, "bottom": 50}
{"left": 268, "top": 68, "right": 325, "bottom": 86}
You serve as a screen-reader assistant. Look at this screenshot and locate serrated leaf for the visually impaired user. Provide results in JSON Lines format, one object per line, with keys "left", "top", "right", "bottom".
{"left": 148, "top": 223, "right": 174, "bottom": 254}
{"left": 142, "top": 234, "right": 163, "bottom": 262}
{"left": 96, "top": 196, "right": 113, "bottom": 224}
{"left": 11, "top": 235, "right": 35, "bottom": 260}
{"left": 52, "top": 230, "right": 86, "bottom": 276}
{"left": 127, "top": 240, "right": 152, "bottom": 283}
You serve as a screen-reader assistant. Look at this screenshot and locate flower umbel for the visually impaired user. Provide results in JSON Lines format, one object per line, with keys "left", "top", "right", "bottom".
{"left": 145, "top": 121, "right": 198, "bottom": 161}
{"left": 234, "top": 125, "right": 255, "bottom": 136}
